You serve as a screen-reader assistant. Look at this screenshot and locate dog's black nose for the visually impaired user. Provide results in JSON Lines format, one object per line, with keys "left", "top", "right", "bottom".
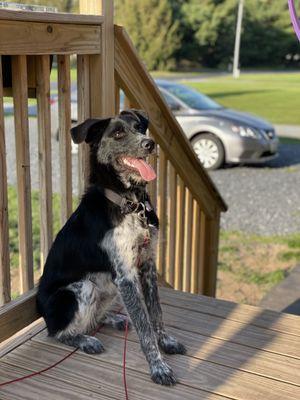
{"left": 141, "top": 138, "right": 155, "bottom": 152}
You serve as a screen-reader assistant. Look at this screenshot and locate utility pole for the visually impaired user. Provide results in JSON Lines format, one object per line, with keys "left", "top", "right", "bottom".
{"left": 233, "top": 0, "right": 244, "bottom": 78}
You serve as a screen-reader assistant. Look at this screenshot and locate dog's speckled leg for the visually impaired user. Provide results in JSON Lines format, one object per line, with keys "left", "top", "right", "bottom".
{"left": 115, "top": 269, "right": 177, "bottom": 385}
{"left": 139, "top": 259, "right": 186, "bottom": 355}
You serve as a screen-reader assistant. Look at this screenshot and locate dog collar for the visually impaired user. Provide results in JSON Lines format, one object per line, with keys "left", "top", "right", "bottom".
{"left": 103, "top": 188, "right": 153, "bottom": 215}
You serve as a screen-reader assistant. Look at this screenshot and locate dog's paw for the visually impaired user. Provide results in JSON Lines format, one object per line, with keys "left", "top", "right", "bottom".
{"left": 102, "top": 313, "right": 132, "bottom": 331}
{"left": 79, "top": 336, "right": 105, "bottom": 354}
{"left": 150, "top": 360, "right": 177, "bottom": 385}
{"left": 158, "top": 335, "right": 187, "bottom": 355}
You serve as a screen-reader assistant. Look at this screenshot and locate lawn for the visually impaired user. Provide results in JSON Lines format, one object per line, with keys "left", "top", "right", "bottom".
{"left": 184, "top": 73, "right": 300, "bottom": 125}
{"left": 217, "top": 230, "right": 300, "bottom": 305}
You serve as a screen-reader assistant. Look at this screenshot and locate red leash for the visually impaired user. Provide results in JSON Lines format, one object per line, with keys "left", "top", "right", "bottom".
{"left": 0, "top": 311, "right": 130, "bottom": 399}
{"left": 1, "top": 238, "right": 151, "bottom": 394}
{"left": 122, "top": 318, "right": 129, "bottom": 400}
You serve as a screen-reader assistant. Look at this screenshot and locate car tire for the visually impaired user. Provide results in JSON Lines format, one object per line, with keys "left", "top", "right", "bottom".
{"left": 191, "top": 133, "right": 225, "bottom": 171}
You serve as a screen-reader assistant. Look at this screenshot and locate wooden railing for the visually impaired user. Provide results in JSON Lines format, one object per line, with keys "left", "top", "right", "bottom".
{"left": 0, "top": 0, "right": 226, "bottom": 343}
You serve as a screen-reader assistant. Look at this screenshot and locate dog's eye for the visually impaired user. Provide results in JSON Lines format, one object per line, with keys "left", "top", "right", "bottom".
{"left": 134, "top": 123, "right": 142, "bottom": 132}
{"left": 114, "top": 130, "right": 125, "bottom": 140}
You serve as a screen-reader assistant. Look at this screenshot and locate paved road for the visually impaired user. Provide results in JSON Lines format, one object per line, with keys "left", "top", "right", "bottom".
{"left": 4, "top": 116, "right": 300, "bottom": 235}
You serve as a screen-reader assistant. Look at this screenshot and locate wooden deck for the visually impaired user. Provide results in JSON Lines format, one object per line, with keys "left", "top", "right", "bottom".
{"left": 0, "top": 287, "right": 299, "bottom": 400}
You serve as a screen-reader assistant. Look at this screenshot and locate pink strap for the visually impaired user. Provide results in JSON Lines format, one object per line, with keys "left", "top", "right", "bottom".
{"left": 288, "top": 0, "right": 300, "bottom": 41}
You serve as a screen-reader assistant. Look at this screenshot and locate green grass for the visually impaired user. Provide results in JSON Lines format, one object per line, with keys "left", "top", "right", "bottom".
{"left": 238, "top": 267, "right": 288, "bottom": 286}
{"left": 218, "top": 230, "right": 300, "bottom": 304}
{"left": 50, "top": 67, "right": 77, "bottom": 83}
{"left": 8, "top": 186, "right": 61, "bottom": 271}
{"left": 184, "top": 73, "right": 300, "bottom": 125}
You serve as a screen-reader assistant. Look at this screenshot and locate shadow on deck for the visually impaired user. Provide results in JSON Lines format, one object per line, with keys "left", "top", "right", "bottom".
{"left": 0, "top": 287, "right": 299, "bottom": 400}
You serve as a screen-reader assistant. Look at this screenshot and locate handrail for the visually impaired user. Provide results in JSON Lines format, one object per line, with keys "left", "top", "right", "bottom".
{"left": 114, "top": 25, "right": 227, "bottom": 218}
{"left": 0, "top": 9, "right": 104, "bottom": 25}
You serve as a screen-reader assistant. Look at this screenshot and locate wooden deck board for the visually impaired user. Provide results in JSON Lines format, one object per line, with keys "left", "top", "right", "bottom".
{"left": 1, "top": 288, "right": 299, "bottom": 399}
{"left": 161, "top": 288, "right": 300, "bottom": 336}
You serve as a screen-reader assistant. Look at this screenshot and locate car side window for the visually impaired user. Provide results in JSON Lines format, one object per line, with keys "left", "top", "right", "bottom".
{"left": 160, "top": 90, "right": 181, "bottom": 111}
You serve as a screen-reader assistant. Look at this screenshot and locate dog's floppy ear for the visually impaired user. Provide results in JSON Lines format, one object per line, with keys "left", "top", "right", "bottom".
{"left": 71, "top": 118, "right": 111, "bottom": 144}
{"left": 120, "top": 109, "right": 149, "bottom": 132}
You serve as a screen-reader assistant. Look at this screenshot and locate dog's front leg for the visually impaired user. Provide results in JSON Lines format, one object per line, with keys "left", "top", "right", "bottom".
{"left": 115, "top": 267, "right": 177, "bottom": 385}
{"left": 139, "top": 259, "right": 186, "bottom": 355}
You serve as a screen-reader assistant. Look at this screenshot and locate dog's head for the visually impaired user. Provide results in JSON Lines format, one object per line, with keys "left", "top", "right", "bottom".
{"left": 71, "top": 109, "right": 156, "bottom": 186}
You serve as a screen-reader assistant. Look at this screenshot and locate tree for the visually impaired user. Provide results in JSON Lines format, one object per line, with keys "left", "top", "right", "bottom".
{"left": 181, "top": 0, "right": 298, "bottom": 68}
{"left": 115, "top": 0, "right": 182, "bottom": 70}
{"left": 181, "top": 0, "right": 239, "bottom": 68}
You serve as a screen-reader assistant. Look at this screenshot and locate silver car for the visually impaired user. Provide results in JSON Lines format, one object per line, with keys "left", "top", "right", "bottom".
{"left": 51, "top": 80, "right": 279, "bottom": 170}
{"left": 157, "top": 80, "right": 279, "bottom": 170}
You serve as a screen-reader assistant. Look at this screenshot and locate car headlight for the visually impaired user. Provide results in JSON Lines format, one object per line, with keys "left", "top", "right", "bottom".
{"left": 231, "top": 125, "right": 261, "bottom": 139}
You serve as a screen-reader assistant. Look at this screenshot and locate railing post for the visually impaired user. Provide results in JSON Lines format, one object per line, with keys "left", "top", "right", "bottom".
{"left": 202, "top": 210, "right": 221, "bottom": 297}
{"left": 0, "top": 56, "right": 11, "bottom": 304}
{"left": 80, "top": 0, "right": 115, "bottom": 117}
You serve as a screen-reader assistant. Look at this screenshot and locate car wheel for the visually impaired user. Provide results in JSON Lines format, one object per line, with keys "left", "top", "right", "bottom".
{"left": 191, "top": 133, "right": 225, "bottom": 170}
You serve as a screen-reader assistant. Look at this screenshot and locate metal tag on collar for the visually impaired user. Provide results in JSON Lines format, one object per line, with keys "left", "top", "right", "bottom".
{"left": 121, "top": 198, "right": 140, "bottom": 214}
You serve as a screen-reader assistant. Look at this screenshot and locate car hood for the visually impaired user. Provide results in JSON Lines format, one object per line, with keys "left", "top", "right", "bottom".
{"left": 188, "top": 108, "right": 274, "bottom": 130}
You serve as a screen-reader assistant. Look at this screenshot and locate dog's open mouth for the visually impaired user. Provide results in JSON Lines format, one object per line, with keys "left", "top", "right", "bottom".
{"left": 120, "top": 156, "right": 156, "bottom": 182}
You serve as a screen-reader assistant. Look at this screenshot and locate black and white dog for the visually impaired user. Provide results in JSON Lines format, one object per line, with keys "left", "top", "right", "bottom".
{"left": 37, "top": 109, "right": 186, "bottom": 385}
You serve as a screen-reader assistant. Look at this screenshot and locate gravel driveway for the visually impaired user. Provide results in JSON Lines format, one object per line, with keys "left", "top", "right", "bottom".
{"left": 210, "top": 141, "right": 300, "bottom": 235}
{"left": 4, "top": 117, "right": 79, "bottom": 194}
{"left": 4, "top": 116, "right": 300, "bottom": 236}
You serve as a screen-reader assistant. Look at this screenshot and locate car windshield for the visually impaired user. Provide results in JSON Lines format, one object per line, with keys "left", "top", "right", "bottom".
{"left": 161, "top": 83, "right": 223, "bottom": 110}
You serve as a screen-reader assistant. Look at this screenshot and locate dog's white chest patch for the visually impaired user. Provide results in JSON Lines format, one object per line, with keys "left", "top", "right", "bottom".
{"left": 101, "top": 213, "right": 154, "bottom": 279}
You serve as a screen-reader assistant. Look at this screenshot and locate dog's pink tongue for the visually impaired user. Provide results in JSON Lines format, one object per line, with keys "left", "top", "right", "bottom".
{"left": 129, "top": 158, "right": 156, "bottom": 181}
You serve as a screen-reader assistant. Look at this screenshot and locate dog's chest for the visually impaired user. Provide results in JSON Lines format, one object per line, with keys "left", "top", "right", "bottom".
{"left": 102, "top": 213, "right": 156, "bottom": 270}
{"left": 114, "top": 213, "right": 151, "bottom": 250}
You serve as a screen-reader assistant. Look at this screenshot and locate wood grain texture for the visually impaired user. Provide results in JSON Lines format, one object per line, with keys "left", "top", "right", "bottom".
{"left": 191, "top": 200, "right": 200, "bottom": 294}
{"left": 0, "top": 319, "right": 45, "bottom": 358}
{"left": 12, "top": 55, "right": 34, "bottom": 293}
{"left": 77, "top": 55, "right": 90, "bottom": 197}
{"left": 0, "top": 362, "right": 104, "bottom": 400}
{"left": 183, "top": 189, "right": 193, "bottom": 292}
{"left": 36, "top": 55, "right": 53, "bottom": 271}
{"left": 160, "top": 303, "right": 300, "bottom": 359}
{"left": 0, "top": 288, "right": 38, "bottom": 343}
{"left": 0, "top": 20, "right": 101, "bottom": 55}
{"left": 147, "top": 151, "right": 157, "bottom": 210}
{"left": 160, "top": 287, "right": 300, "bottom": 337}
{"left": 174, "top": 175, "right": 185, "bottom": 290}
{"left": 156, "top": 149, "right": 167, "bottom": 276}
{"left": 0, "top": 9, "right": 104, "bottom": 25}
{"left": 166, "top": 162, "right": 176, "bottom": 287}
{"left": 57, "top": 55, "right": 72, "bottom": 225}
{"left": 202, "top": 211, "right": 221, "bottom": 296}
{"left": 81, "top": 0, "right": 115, "bottom": 117}
{"left": 114, "top": 25, "right": 227, "bottom": 217}
{"left": 1, "top": 288, "right": 300, "bottom": 399}
{"left": 3, "top": 340, "right": 230, "bottom": 400}
{"left": 0, "top": 56, "right": 10, "bottom": 304}
{"left": 114, "top": 84, "right": 120, "bottom": 114}
{"left": 29, "top": 331, "right": 300, "bottom": 400}
{"left": 102, "top": 323, "right": 300, "bottom": 387}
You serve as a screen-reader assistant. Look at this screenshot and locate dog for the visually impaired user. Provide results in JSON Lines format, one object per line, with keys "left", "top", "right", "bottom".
{"left": 37, "top": 109, "right": 186, "bottom": 385}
